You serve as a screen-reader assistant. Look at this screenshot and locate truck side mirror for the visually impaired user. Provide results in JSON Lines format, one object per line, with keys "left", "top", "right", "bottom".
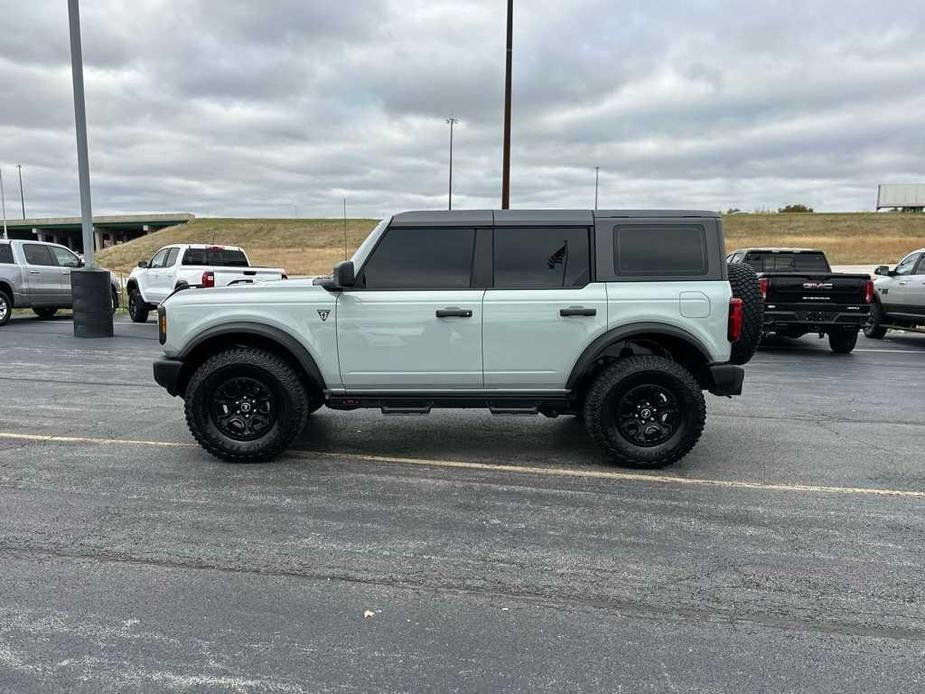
{"left": 138, "top": 260, "right": 149, "bottom": 269}
{"left": 334, "top": 260, "right": 355, "bottom": 288}
{"left": 874, "top": 265, "right": 889, "bottom": 276}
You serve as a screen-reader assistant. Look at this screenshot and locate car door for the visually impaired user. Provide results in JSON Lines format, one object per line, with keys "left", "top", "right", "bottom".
{"left": 21, "top": 243, "right": 61, "bottom": 305}
{"left": 141, "top": 248, "right": 170, "bottom": 303}
{"left": 483, "top": 226, "right": 607, "bottom": 389}
{"left": 336, "top": 225, "right": 484, "bottom": 390}
{"left": 910, "top": 254, "right": 925, "bottom": 316}
{"left": 153, "top": 247, "right": 180, "bottom": 298}
{"left": 47, "top": 245, "right": 83, "bottom": 305}
{"left": 882, "top": 252, "right": 920, "bottom": 314}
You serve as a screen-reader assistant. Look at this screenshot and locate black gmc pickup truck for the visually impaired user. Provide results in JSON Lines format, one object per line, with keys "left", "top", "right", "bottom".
{"left": 726, "top": 248, "right": 873, "bottom": 353}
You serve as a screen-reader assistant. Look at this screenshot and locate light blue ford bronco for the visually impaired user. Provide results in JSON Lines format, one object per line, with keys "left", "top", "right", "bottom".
{"left": 153, "top": 210, "right": 761, "bottom": 468}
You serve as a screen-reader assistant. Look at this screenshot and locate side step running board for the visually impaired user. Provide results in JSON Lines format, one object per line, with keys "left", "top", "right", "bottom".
{"left": 381, "top": 406, "right": 432, "bottom": 415}
{"left": 489, "top": 406, "right": 539, "bottom": 416}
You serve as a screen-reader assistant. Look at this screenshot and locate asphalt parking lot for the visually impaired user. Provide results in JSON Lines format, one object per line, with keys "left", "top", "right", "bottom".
{"left": 1, "top": 313, "right": 924, "bottom": 692}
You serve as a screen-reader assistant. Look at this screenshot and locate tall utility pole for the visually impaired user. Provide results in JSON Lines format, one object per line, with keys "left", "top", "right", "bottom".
{"left": 68, "top": 0, "right": 112, "bottom": 337}
{"left": 1, "top": 169, "right": 8, "bottom": 239}
{"left": 501, "top": 0, "right": 513, "bottom": 210}
{"left": 16, "top": 164, "right": 25, "bottom": 219}
{"left": 594, "top": 166, "right": 600, "bottom": 210}
{"left": 446, "top": 118, "right": 458, "bottom": 210}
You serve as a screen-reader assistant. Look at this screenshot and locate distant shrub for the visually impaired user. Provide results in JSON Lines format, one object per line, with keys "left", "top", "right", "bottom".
{"left": 725, "top": 208, "right": 742, "bottom": 214}
{"left": 778, "top": 204, "right": 814, "bottom": 213}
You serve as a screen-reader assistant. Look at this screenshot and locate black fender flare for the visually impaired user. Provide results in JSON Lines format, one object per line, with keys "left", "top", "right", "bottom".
{"left": 179, "top": 322, "right": 326, "bottom": 391}
{"left": 566, "top": 322, "right": 713, "bottom": 389}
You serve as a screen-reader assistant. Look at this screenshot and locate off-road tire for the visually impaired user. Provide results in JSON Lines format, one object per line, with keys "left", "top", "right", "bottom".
{"left": 128, "top": 290, "right": 149, "bottom": 323}
{"left": 185, "top": 347, "right": 308, "bottom": 463}
{"left": 0, "top": 288, "right": 11, "bottom": 326}
{"left": 829, "top": 330, "right": 859, "bottom": 354}
{"left": 727, "top": 262, "right": 763, "bottom": 365}
{"left": 33, "top": 307, "right": 58, "bottom": 319}
{"left": 583, "top": 356, "right": 706, "bottom": 469}
{"left": 863, "top": 302, "right": 887, "bottom": 339}
{"left": 307, "top": 395, "right": 325, "bottom": 415}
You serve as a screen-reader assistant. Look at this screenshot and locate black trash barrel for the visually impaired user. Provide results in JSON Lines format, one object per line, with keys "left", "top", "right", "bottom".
{"left": 71, "top": 268, "right": 114, "bottom": 338}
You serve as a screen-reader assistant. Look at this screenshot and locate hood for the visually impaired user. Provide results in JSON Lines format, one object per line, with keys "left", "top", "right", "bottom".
{"left": 162, "top": 278, "right": 333, "bottom": 308}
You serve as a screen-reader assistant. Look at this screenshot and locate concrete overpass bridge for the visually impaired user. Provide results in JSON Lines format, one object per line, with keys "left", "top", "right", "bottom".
{"left": 0, "top": 213, "right": 194, "bottom": 253}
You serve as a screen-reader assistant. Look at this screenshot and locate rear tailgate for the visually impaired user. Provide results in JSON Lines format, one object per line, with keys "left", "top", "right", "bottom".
{"left": 765, "top": 273, "right": 870, "bottom": 305}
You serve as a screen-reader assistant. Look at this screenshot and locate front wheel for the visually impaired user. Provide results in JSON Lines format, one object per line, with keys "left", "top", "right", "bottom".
{"left": 829, "top": 330, "right": 859, "bottom": 354}
{"left": 583, "top": 356, "right": 706, "bottom": 468}
{"left": 128, "top": 290, "right": 149, "bottom": 323}
{"left": 185, "top": 348, "right": 309, "bottom": 463}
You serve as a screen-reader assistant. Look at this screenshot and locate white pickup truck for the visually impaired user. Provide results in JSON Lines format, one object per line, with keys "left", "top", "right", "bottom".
{"left": 126, "top": 244, "right": 286, "bottom": 323}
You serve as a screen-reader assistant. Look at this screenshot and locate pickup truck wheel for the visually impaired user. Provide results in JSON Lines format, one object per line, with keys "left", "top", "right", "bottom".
{"left": 583, "top": 356, "right": 705, "bottom": 469}
{"left": 863, "top": 303, "right": 887, "bottom": 339}
{"left": 185, "top": 348, "right": 308, "bottom": 463}
{"left": 828, "top": 330, "right": 859, "bottom": 354}
{"left": 0, "top": 289, "right": 11, "bottom": 326}
{"left": 33, "top": 307, "right": 58, "bottom": 319}
{"left": 727, "top": 263, "right": 763, "bottom": 365}
{"left": 128, "top": 290, "right": 149, "bottom": 323}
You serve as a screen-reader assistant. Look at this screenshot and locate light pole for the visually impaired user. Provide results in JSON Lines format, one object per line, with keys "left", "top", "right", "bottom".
{"left": 446, "top": 118, "right": 458, "bottom": 210}
{"left": 68, "top": 0, "right": 113, "bottom": 337}
{"left": 501, "top": 0, "right": 513, "bottom": 209}
{"left": 16, "top": 164, "right": 25, "bottom": 219}
{"left": 1, "top": 169, "right": 8, "bottom": 239}
{"left": 594, "top": 166, "right": 600, "bottom": 210}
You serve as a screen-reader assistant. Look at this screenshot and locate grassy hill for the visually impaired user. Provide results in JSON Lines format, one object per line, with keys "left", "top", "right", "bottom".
{"left": 98, "top": 213, "right": 925, "bottom": 278}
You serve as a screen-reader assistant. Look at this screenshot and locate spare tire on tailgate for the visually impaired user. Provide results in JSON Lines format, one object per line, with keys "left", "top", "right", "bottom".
{"left": 727, "top": 262, "right": 763, "bottom": 365}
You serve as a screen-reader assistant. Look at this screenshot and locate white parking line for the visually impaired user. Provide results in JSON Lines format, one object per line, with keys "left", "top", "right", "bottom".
{"left": 1, "top": 431, "right": 924, "bottom": 499}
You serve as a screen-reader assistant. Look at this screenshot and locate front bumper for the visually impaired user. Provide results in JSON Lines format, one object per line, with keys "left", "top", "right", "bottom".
{"left": 706, "top": 364, "right": 744, "bottom": 397}
{"left": 153, "top": 359, "right": 184, "bottom": 397}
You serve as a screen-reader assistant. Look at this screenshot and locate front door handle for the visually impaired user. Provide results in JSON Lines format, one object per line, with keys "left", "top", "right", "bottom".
{"left": 560, "top": 306, "right": 597, "bottom": 317}
{"left": 436, "top": 307, "right": 472, "bottom": 318}
{"left": 29, "top": 270, "right": 41, "bottom": 275}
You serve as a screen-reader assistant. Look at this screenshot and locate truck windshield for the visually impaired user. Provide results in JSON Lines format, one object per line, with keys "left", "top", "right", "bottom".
{"left": 743, "top": 252, "right": 830, "bottom": 273}
{"left": 182, "top": 248, "right": 249, "bottom": 266}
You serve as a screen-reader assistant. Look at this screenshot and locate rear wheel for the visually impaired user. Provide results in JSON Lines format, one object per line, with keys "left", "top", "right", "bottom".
{"left": 0, "top": 288, "right": 11, "bottom": 326}
{"left": 128, "top": 289, "right": 149, "bottom": 323}
{"left": 863, "top": 302, "right": 887, "bottom": 339}
{"left": 583, "top": 356, "right": 705, "bottom": 468}
{"left": 829, "top": 330, "right": 859, "bottom": 354}
{"left": 33, "top": 307, "right": 58, "bottom": 319}
{"left": 727, "top": 263, "right": 763, "bottom": 365}
{"left": 185, "top": 347, "right": 309, "bottom": 463}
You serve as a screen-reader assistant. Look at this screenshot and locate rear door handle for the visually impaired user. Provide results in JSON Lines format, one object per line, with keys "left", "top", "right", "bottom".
{"left": 436, "top": 307, "right": 472, "bottom": 318}
{"left": 560, "top": 306, "right": 596, "bottom": 317}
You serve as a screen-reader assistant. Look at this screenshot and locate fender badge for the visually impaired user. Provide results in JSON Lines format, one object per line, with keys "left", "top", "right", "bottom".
{"left": 317, "top": 309, "right": 330, "bottom": 322}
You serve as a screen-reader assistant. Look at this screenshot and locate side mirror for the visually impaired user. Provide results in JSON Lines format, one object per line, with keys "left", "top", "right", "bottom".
{"left": 77, "top": 258, "right": 85, "bottom": 268}
{"left": 334, "top": 260, "right": 355, "bottom": 288}
{"left": 874, "top": 265, "right": 889, "bottom": 276}
{"left": 138, "top": 260, "right": 148, "bottom": 268}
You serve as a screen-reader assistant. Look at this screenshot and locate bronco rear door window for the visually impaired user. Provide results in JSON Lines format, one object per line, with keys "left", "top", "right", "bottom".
{"left": 613, "top": 225, "right": 707, "bottom": 276}
{"left": 493, "top": 227, "right": 591, "bottom": 288}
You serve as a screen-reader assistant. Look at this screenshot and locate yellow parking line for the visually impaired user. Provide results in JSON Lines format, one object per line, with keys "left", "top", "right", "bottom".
{"left": 1, "top": 430, "right": 924, "bottom": 499}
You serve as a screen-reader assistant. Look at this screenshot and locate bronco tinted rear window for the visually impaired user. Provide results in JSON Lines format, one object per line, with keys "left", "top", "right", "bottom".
{"left": 614, "top": 225, "right": 707, "bottom": 276}
{"left": 0, "top": 244, "right": 12, "bottom": 264}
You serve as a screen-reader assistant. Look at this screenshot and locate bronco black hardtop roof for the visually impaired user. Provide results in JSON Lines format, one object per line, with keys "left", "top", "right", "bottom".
{"left": 390, "top": 210, "right": 720, "bottom": 226}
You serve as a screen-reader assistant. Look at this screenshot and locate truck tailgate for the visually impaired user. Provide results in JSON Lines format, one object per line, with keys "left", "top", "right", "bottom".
{"left": 765, "top": 273, "right": 870, "bottom": 305}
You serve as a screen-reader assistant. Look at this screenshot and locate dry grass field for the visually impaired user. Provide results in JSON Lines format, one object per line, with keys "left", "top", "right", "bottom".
{"left": 97, "top": 213, "right": 925, "bottom": 277}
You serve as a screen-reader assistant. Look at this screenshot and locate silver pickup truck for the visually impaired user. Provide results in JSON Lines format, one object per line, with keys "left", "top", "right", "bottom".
{"left": 0, "top": 239, "right": 120, "bottom": 326}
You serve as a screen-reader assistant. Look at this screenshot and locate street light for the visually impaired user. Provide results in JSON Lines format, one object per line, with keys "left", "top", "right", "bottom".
{"left": 446, "top": 118, "right": 458, "bottom": 210}
{"left": 594, "top": 166, "right": 600, "bottom": 210}
{"left": 68, "top": 0, "right": 113, "bottom": 337}
{"left": 501, "top": 0, "right": 513, "bottom": 209}
{"left": 0, "top": 169, "right": 8, "bottom": 240}
{"left": 16, "top": 164, "right": 25, "bottom": 219}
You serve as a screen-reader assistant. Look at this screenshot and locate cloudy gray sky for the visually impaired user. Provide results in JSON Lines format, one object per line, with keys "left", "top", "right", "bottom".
{"left": 2, "top": 0, "right": 923, "bottom": 218}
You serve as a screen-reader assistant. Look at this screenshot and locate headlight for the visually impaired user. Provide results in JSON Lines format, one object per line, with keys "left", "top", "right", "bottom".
{"left": 157, "top": 306, "right": 167, "bottom": 345}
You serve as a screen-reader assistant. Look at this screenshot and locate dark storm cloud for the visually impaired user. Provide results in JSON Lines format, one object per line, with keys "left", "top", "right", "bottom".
{"left": 1, "top": 0, "right": 923, "bottom": 217}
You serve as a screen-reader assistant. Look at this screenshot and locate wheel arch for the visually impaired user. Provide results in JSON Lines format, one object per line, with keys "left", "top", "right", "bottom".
{"left": 176, "top": 323, "right": 326, "bottom": 398}
{"left": 0, "top": 280, "right": 14, "bottom": 307}
{"left": 567, "top": 323, "right": 714, "bottom": 394}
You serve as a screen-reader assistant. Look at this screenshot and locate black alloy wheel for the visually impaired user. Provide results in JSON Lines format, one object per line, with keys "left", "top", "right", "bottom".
{"left": 210, "top": 376, "right": 279, "bottom": 441}
{"left": 614, "top": 384, "right": 681, "bottom": 447}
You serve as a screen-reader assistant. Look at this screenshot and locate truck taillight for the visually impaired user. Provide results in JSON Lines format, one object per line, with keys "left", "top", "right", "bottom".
{"left": 758, "top": 277, "right": 769, "bottom": 300}
{"left": 201, "top": 271, "right": 215, "bottom": 288}
{"left": 728, "top": 298, "right": 744, "bottom": 342}
{"left": 863, "top": 279, "right": 874, "bottom": 304}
